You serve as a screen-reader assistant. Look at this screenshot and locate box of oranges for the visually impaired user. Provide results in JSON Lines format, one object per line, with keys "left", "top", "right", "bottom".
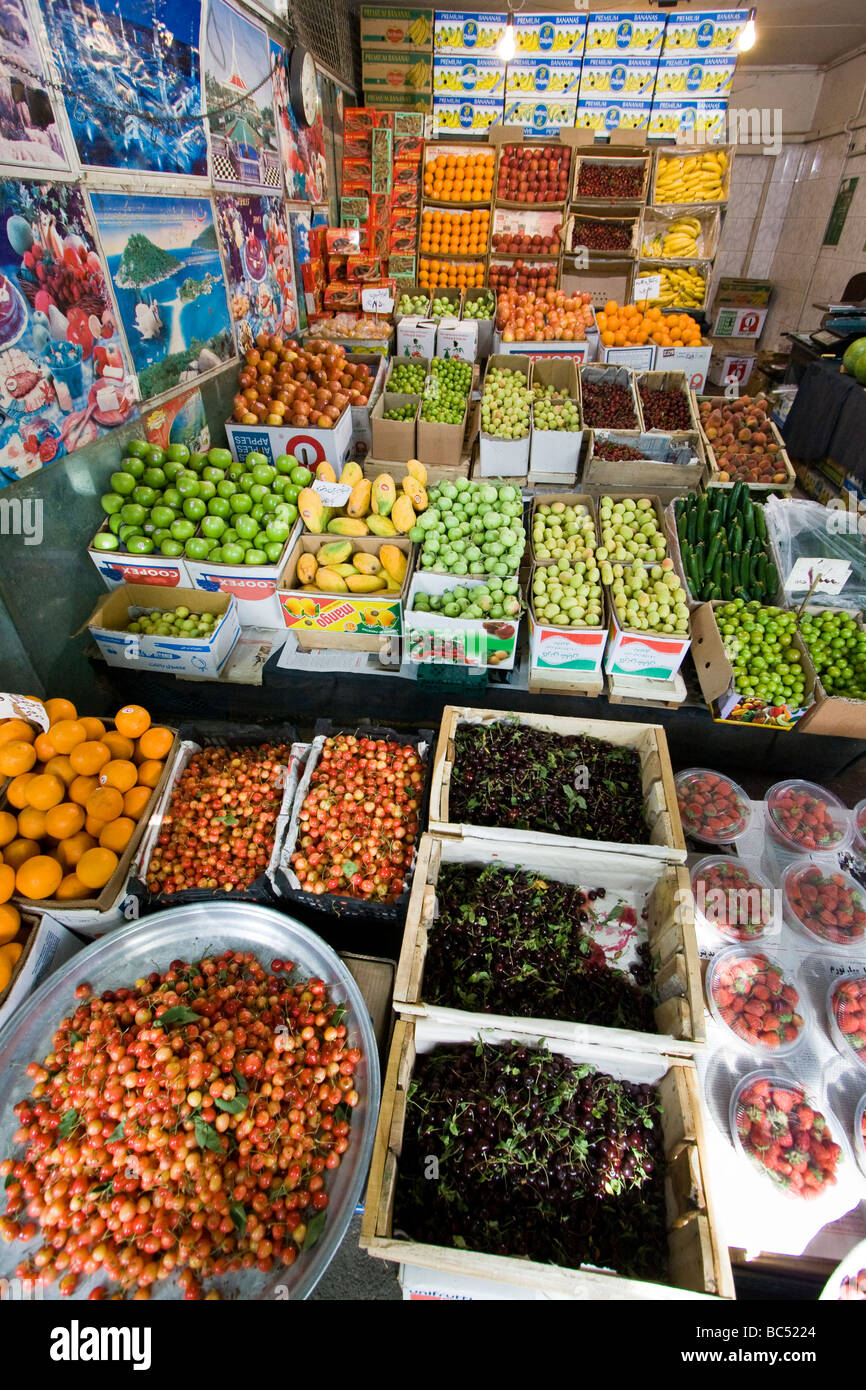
{"left": 422, "top": 145, "right": 497, "bottom": 204}
{"left": 420, "top": 205, "right": 490, "bottom": 258}
{"left": 0, "top": 696, "right": 178, "bottom": 922}
{"left": 595, "top": 300, "right": 705, "bottom": 371}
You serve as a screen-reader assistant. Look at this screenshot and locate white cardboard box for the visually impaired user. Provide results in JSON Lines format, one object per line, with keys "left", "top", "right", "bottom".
{"left": 653, "top": 342, "right": 713, "bottom": 393}
{"left": 85, "top": 584, "right": 241, "bottom": 679}
{"left": 528, "top": 608, "right": 607, "bottom": 675}
{"left": 709, "top": 304, "right": 768, "bottom": 339}
{"left": 493, "top": 333, "right": 596, "bottom": 364}
{"left": 604, "top": 607, "right": 691, "bottom": 680}
{"left": 396, "top": 317, "right": 439, "bottom": 359}
{"left": 88, "top": 530, "right": 191, "bottom": 592}
{"left": 436, "top": 317, "right": 478, "bottom": 363}
{"left": 0, "top": 911, "right": 84, "bottom": 1026}
{"left": 184, "top": 521, "right": 301, "bottom": 628}
{"left": 225, "top": 404, "right": 352, "bottom": 472}
{"left": 404, "top": 571, "right": 520, "bottom": 670}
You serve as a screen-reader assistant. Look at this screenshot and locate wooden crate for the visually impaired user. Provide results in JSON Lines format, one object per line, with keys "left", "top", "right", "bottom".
{"left": 564, "top": 210, "right": 642, "bottom": 260}
{"left": 360, "top": 1017, "right": 734, "bottom": 1299}
{"left": 393, "top": 833, "right": 704, "bottom": 1052}
{"left": 608, "top": 670, "right": 689, "bottom": 710}
{"left": 582, "top": 429, "right": 706, "bottom": 494}
{"left": 696, "top": 399, "right": 796, "bottom": 496}
{"left": 528, "top": 668, "right": 604, "bottom": 696}
{"left": 428, "top": 705, "right": 687, "bottom": 861}
{"left": 636, "top": 371, "right": 701, "bottom": 435}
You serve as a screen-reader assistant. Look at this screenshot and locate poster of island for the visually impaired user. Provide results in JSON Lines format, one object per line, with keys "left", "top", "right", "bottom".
{"left": 215, "top": 193, "right": 297, "bottom": 355}
{"left": 204, "top": 0, "right": 280, "bottom": 191}
{"left": 0, "top": 0, "right": 70, "bottom": 171}
{"left": 89, "top": 191, "right": 235, "bottom": 402}
{"left": 39, "top": 0, "right": 208, "bottom": 177}
{"left": 0, "top": 180, "right": 136, "bottom": 487}
{"left": 270, "top": 40, "right": 327, "bottom": 204}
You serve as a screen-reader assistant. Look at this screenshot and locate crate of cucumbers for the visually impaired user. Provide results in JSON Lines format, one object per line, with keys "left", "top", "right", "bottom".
{"left": 668, "top": 484, "right": 782, "bottom": 608}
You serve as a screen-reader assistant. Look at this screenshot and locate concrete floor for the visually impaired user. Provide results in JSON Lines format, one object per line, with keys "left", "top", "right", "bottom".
{"left": 310, "top": 1213, "right": 401, "bottom": 1300}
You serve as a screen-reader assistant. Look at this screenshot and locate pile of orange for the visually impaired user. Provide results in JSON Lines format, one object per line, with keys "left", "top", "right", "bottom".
{"left": 420, "top": 207, "right": 490, "bottom": 256}
{"left": 595, "top": 300, "right": 703, "bottom": 349}
{"left": 422, "top": 150, "right": 495, "bottom": 204}
{"left": 418, "top": 259, "right": 485, "bottom": 290}
{"left": 0, "top": 700, "right": 171, "bottom": 904}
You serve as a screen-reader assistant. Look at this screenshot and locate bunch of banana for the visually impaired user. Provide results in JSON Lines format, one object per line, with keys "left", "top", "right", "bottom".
{"left": 641, "top": 216, "right": 702, "bottom": 259}
{"left": 407, "top": 14, "right": 430, "bottom": 46}
{"left": 649, "top": 265, "right": 706, "bottom": 308}
{"left": 655, "top": 149, "right": 728, "bottom": 203}
{"left": 297, "top": 459, "right": 428, "bottom": 538}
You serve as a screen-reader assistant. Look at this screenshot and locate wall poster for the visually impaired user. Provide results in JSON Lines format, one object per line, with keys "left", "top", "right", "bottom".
{"left": 215, "top": 192, "right": 298, "bottom": 354}
{"left": 270, "top": 39, "right": 327, "bottom": 204}
{"left": 204, "top": 0, "right": 280, "bottom": 191}
{"left": 0, "top": 0, "right": 70, "bottom": 170}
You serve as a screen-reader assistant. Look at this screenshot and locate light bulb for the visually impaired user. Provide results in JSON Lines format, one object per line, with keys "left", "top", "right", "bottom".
{"left": 738, "top": 15, "right": 756, "bottom": 51}
{"left": 498, "top": 23, "right": 516, "bottom": 61}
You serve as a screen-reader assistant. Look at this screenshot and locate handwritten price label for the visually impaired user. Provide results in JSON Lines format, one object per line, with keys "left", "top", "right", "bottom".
{"left": 633, "top": 273, "right": 661, "bottom": 302}
{"left": 312, "top": 480, "right": 353, "bottom": 508}
{"left": 361, "top": 286, "right": 394, "bottom": 314}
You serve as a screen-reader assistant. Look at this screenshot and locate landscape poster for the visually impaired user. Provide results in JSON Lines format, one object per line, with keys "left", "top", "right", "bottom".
{"left": 270, "top": 39, "right": 327, "bottom": 204}
{"left": 89, "top": 191, "right": 235, "bottom": 402}
{"left": 39, "top": 0, "right": 208, "bottom": 176}
{"left": 0, "top": 0, "right": 69, "bottom": 170}
{"left": 0, "top": 179, "right": 135, "bottom": 487}
{"left": 215, "top": 192, "right": 297, "bottom": 354}
{"left": 205, "top": 0, "right": 280, "bottom": 191}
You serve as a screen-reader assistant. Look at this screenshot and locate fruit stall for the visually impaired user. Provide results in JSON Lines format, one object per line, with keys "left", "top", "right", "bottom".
{"left": 0, "top": 0, "right": 865, "bottom": 1321}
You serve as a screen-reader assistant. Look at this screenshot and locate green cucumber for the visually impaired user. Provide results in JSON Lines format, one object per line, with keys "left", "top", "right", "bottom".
{"left": 754, "top": 502, "right": 767, "bottom": 541}
{"left": 743, "top": 500, "right": 756, "bottom": 543}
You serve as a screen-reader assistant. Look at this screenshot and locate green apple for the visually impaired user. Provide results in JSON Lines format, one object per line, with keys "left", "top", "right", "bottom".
{"left": 145, "top": 446, "right": 167, "bottom": 467}
{"left": 163, "top": 461, "right": 184, "bottom": 482}
{"left": 108, "top": 514, "right": 124, "bottom": 536}
{"left": 264, "top": 542, "right": 284, "bottom": 562}
{"left": 276, "top": 453, "right": 297, "bottom": 475}
{"left": 166, "top": 443, "right": 190, "bottom": 464}
{"left": 92, "top": 531, "right": 119, "bottom": 551}
{"left": 121, "top": 457, "right": 145, "bottom": 479}
{"left": 208, "top": 447, "right": 233, "bottom": 469}
{"left": 230, "top": 493, "right": 253, "bottom": 515}
{"left": 124, "top": 439, "right": 149, "bottom": 460}
{"left": 208, "top": 548, "right": 224, "bottom": 563}
{"left": 197, "top": 481, "right": 216, "bottom": 502}
{"left": 120, "top": 503, "right": 146, "bottom": 526}
{"left": 176, "top": 474, "right": 200, "bottom": 498}
{"left": 290, "top": 464, "right": 312, "bottom": 487}
{"left": 132, "top": 485, "right": 157, "bottom": 509}
{"left": 244, "top": 549, "right": 267, "bottom": 566}
{"left": 119, "top": 524, "right": 143, "bottom": 542}
{"left": 110, "top": 471, "right": 136, "bottom": 496}
{"left": 235, "top": 514, "right": 259, "bottom": 541}
{"left": 101, "top": 492, "right": 124, "bottom": 514}
{"left": 163, "top": 487, "right": 182, "bottom": 509}
{"left": 160, "top": 539, "right": 184, "bottom": 558}
{"left": 170, "top": 518, "right": 195, "bottom": 541}
{"left": 202, "top": 466, "right": 225, "bottom": 485}
{"left": 143, "top": 466, "right": 166, "bottom": 489}
{"left": 185, "top": 538, "right": 210, "bottom": 561}
{"left": 217, "top": 480, "right": 237, "bottom": 500}
{"left": 221, "top": 543, "right": 244, "bottom": 565}
{"left": 208, "top": 497, "right": 231, "bottom": 519}
{"left": 245, "top": 451, "right": 268, "bottom": 470}
{"left": 127, "top": 535, "right": 155, "bottom": 554}
{"left": 183, "top": 497, "right": 207, "bottom": 522}
{"left": 252, "top": 462, "right": 275, "bottom": 487}
{"left": 265, "top": 519, "right": 291, "bottom": 545}
{"left": 202, "top": 515, "right": 226, "bottom": 539}
{"left": 283, "top": 484, "right": 301, "bottom": 504}
{"left": 249, "top": 483, "right": 268, "bottom": 504}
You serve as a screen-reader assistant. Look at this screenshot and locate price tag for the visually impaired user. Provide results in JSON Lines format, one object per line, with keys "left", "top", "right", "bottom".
{"left": 362, "top": 286, "right": 394, "bottom": 314}
{"left": 785, "top": 557, "right": 852, "bottom": 595}
{"left": 633, "top": 273, "right": 661, "bottom": 302}
{"left": 312, "top": 480, "right": 352, "bottom": 507}
{"left": 0, "top": 693, "right": 49, "bottom": 731}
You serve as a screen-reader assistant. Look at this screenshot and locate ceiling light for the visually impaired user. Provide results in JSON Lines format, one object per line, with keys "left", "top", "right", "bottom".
{"left": 739, "top": 11, "right": 757, "bottom": 51}
{"left": 498, "top": 12, "right": 516, "bottom": 62}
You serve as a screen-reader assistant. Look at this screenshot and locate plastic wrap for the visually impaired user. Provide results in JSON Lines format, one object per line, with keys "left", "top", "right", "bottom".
{"left": 766, "top": 495, "right": 866, "bottom": 610}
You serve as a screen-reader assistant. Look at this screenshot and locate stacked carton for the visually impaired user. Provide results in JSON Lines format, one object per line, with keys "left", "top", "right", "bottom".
{"left": 361, "top": 8, "right": 433, "bottom": 110}
{"left": 706, "top": 276, "right": 772, "bottom": 389}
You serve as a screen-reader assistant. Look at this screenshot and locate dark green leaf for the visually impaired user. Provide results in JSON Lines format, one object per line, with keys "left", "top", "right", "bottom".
{"left": 341, "top": 860, "right": 359, "bottom": 878}
{"left": 69, "top": 1032, "right": 81, "bottom": 1045}
{"left": 107, "top": 1123, "right": 126, "bottom": 1143}
{"left": 58, "top": 1109, "right": 79, "bottom": 1139}
{"left": 232, "top": 1066, "right": 249, "bottom": 1093}
{"left": 155, "top": 1006, "right": 201, "bottom": 1028}
{"left": 334, "top": 1103, "right": 352, "bottom": 1124}
{"left": 215, "top": 1096, "right": 247, "bottom": 1114}
{"left": 332, "top": 1004, "right": 346, "bottom": 1025}
{"left": 303, "top": 1209, "right": 328, "bottom": 1252}
{"left": 230, "top": 1202, "right": 247, "bottom": 1236}
{"left": 193, "top": 1116, "right": 223, "bottom": 1153}
{"left": 4, "top": 1173, "right": 15, "bottom": 1189}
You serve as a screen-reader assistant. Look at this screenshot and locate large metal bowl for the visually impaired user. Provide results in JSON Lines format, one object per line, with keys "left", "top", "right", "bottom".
{"left": 0, "top": 904, "right": 381, "bottom": 1300}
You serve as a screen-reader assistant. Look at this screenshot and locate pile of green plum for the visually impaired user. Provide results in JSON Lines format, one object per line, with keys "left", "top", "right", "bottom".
{"left": 799, "top": 608, "right": 866, "bottom": 699}
{"left": 463, "top": 294, "right": 494, "bottom": 321}
{"left": 125, "top": 606, "right": 219, "bottom": 640}
{"left": 412, "top": 577, "right": 522, "bottom": 619}
{"left": 480, "top": 367, "right": 532, "bottom": 440}
{"left": 430, "top": 295, "right": 456, "bottom": 320}
{"left": 383, "top": 402, "right": 417, "bottom": 420}
{"left": 389, "top": 361, "right": 427, "bottom": 394}
{"left": 411, "top": 478, "right": 525, "bottom": 576}
{"left": 598, "top": 496, "right": 667, "bottom": 565}
{"left": 532, "top": 383, "right": 581, "bottom": 432}
{"left": 610, "top": 562, "right": 690, "bottom": 635}
{"left": 716, "top": 600, "right": 808, "bottom": 707}
{"left": 93, "top": 443, "right": 305, "bottom": 565}
{"left": 421, "top": 357, "right": 472, "bottom": 424}
{"left": 397, "top": 293, "right": 429, "bottom": 316}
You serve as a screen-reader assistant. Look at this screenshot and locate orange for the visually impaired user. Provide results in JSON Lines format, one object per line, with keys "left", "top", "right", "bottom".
{"left": 0, "top": 902, "right": 20, "bottom": 942}
{"left": 6, "top": 773, "right": 35, "bottom": 810}
{"left": 25, "top": 774, "right": 65, "bottom": 811}
{"left": 80, "top": 717, "right": 106, "bottom": 740}
{"left": 33, "top": 731, "right": 57, "bottom": 762}
{"left": 0, "top": 718, "right": 35, "bottom": 747}
{"left": 123, "top": 786, "right": 152, "bottom": 821}
{"left": 85, "top": 814, "right": 108, "bottom": 839}
{"left": 0, "top": 954, "right": 10, "bottom": 994}
{"left": 49, "top": 719, "right": 87, "bottom": 755}
{"left": 55, "top": 873, "right": 89, "bottom": 901}
{"left": 15, "top": 855, "right": 63, "bottom": 901}
{"left": 99, "top": 759, "right": 138, "bottom": 794}
{"left": 1, "top": 942, "right": 23, "bottom": 969}
{"left": 69, "top": 740, "right": 111, "bottom": 776}
{"left": 85, "top": 786, "right": 124, "bottom": 822}
{"left": 0, "top": 863, "right": 14, "bottom": 904}
{"left": 43, "top": 754, "right": 76, "bottom": 787}
{"left": 3, "top": 839, "right": 39, "bottom": 871}
{"left": 0, "top": 740, "right": 37, "bottom": 777}
{"left": 0, "top": 811, "right": 17, "bottom": 848}
{"left": 114, "top": 705, "right": 151, "bottom": 739}
{"left": 135, "top": 760, "right": 164, "bottom": 789}
{"left": 17, "top": 807, "right": 47, "bottom": 840}
{"left": 103, "top": 731, "right": 135, "bottom": 761}
{"left": 56, "top": 831, "right": 96, "bottom": 869}
{"left": 44, "top": 698, "right": 77, "bottom": 723}
{"left": 69, "top": 775, "right": 98, "bottom": 807}
{"left": 99, "top": 817, "right": 134, "bottom": 853}
{"left": 76, "top": 847, "right": 118, "bottom": 890}
{"left": 45, "top": 802, "right": 86, "bottom": 841}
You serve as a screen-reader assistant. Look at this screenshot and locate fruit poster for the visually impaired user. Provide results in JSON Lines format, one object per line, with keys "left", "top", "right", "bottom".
{"left": 215, "top": 192, "right": 298, "bottom": 355}
{"left": 0, "top": 0, "right": 69, "bottom": 171}
{"left": 89, "top": 191, "right": 235, "bottom": 403}
{"left": 270, "top": 40, "right": 328, "bottom": 205}
{"left": 204, "top": 0, "right": 280, "bottom": 191}
{"left": 39, "top": 0, "right": 208, "bottom": 177}
{"left": 0, "top": 180, "right": 135, "bottom": 487}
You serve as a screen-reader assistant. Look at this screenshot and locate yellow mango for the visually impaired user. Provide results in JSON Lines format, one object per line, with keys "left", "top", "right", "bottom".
{"left": 318, "top": 540, "right": 353, "bottom": 565}
{"left": 406, "top": 458, "right": 427, "bottom": 486}
{"left": 366, "top": 514, "right": 397, "bottom": 538}
{"left": 315, "top": 568, "right": 348, "bottom": 593}
{"left": 392, "top": 494, "right": 417, "bottom": 534}
{"left": 347, "top": 479, "right": 372, "bottom": 518}
{"left": 372, "top": 473, "right": 397, "bottom": 516}
{"left": 316, "top": 461, "right": 337, "bottom": 483}
{"left": 333, "top": 562, "right": 359, "bottom": 577}
{"left": 298, "top": 488, "right": 331, "bottom": 534}
{"left": 353, "top": 552, "right": 383, "bottom": 575}
{"left": 339, "top": 460, "right": 363, "bottom": 487}
{"left": 345, "top": 573, "right": 387, "bottom": 593}
{"left": 296, "top": 552, "right": 319, "bottom": 585}
{"left": 326, "top": 516, "right": 369, "bottom": 536}
{"left": 379, "top": 544, "right": 407, "bottom": 586}
{"left": 401, "top": 477, "right": 428, "bottom": 511}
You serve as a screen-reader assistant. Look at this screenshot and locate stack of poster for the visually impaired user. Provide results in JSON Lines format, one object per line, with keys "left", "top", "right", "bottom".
{"left": 649, "top": 9, "right": 748, "bottom": 138}
{"left": 433, "top": 12, "right": 506, "bottom": 135}
{"left": 504, "top": 13, "right": 585, "bottom": 134}
{"left": 577, "top": 12, "right": 664, "bottom": 134}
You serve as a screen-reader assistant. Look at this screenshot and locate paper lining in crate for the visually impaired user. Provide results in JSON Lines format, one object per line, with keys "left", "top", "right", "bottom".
{"left": 428, "top": 705, "right": 687, "bottom": 861}
{"left": 640, "top": 206, "right": 720, "bottom": 262}
{"left": 359, "top": 1016, "right": 733, "bottom": 1299}
{"left": 662, "top": 497, "right": 785, "bottom": 614}
{"left": 394, "top": 832, "right": 704, "bottom": 1053}
{"left": 584, "top": 429, "right": 704, "bottom": 492}
{"left": 566, "top": 209, "right": 642, "bottom": 260}
{"left": 579, "top": 361, "right": 645, "bottom": 433}
{"left": 527, "top": 489, "right": 605, "bottom": 670}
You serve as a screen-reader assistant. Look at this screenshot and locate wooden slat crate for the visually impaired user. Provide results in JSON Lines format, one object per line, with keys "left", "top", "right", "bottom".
{"left": 393, "top": 833, "right": 704, "bottom": 1053}
{"left": 428, "top": 705, "right": 687, "bottom": 861}
{"left": 360, "top": 1018, "right": 734, "bottom": 1299}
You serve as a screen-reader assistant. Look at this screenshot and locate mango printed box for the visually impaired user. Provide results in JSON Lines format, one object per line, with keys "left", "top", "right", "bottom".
{"left": 433, "top": 12, "right": 506, "bottom": 56}
{"left": 432, "top": 96, "right": 504, "bottom": 136}
{"left": 584, "top": 13, "right": 665, "bottom": 57}
{"left": 433, "top": 55, "right": 505, "bottom": 95}
{"left": 505, "top": 59, "right": 581, "bottom": 98}
{"left": 654, "top": 56, "right": 736, "bottom": 99}
{"left": 577, "top": 58, "right": 658, "bottom": 99}
{"left": 575, "top": 98, "right": 652, "bottom": 133}
{"left": 662, "top": 10, "right": 750, "bottom": 56}
{"left": 513, "top": 14, "right": 586, "bottom": 57}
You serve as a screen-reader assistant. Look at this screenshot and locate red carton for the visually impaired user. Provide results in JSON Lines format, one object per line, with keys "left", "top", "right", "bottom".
{"left": 369, "top": 225, "right": 390, "bottom": 259}
{"left": 370, "top": 193, "right": 391, "bottom": 227}
{"left": 327, "top": 254, "right": 348, "bottom": 281}
{"left": 308, "top": 227, "right": 327, "bottom": 260}
{"left": 346, "top": 254, "right": 384, "bottom": 282}
{"left": 326, "top": 227, "right": 360, "bottom": 255}
{"left": 390, "top": 229, "right": 417, "bottom": 255}
{"left": 390, "top": 209, "right": 419, "bottom": 235}
{"left": 343, "top": 133, "right": 372, "bottom": 160}
{"left": 391, "top": 182, "right": 420, "bottom": 211}
{"left": 344, "top": 107, "right": 375, "bottom": 135}
{"left": 342, "top": 158, "right": 372, "bottom": 194}
{"left": 393, "top": 134, "right": 423, "bottom": 162}
{"left": 324, "top": 282, "right": 360, "bottom": 310}
{"left": 301, "top": 260, "right": 325, "bottom": 294}
{"left": 393, "top": 161, "right": 421, "bottom": 192}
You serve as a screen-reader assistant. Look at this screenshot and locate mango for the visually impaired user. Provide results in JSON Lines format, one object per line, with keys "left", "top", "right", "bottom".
{"left": 406, "top": 458, "right": 427, "bottom": 486}
{"left": 366, "top": 514, "right": 397, "bottom": 538}
{"left": 315, "top": 568, "right": 348, "bottom": 593}
{"left": 333, "top": 562, "right": 359, "bottom": 577}
{"left": 318, "top": 540, "right": 353, "bottom": 565}
{"left": 402, "top": 477, "right": 428, "bottom": 511}
{"left": 298, "top": 488, "right": 331, "bottom": 533}
{"left": 339, "top": 460, "right": 363, "bottom": 487}
{"left": 353, "top": 553, "right": 382, "bottom": 575}
{"left": 379, "top": 544, "right": 407, "bottom": 587}
{"left": 296, "top": 552, "right": 318, "bottom": 585}
{"left": 316, "top": 461, "right": 337, "bottom": 483}
{"left": 326, "top": 516, "right": 369, "bottom": 536}
{"left": 347, "top": 479, "right": 372, "bottom": 518}
{"left": 392, "top": 494, "right": 416, "bottom": 534}
{"left": 346, "top": 573, "right": 387, "bottom": 593}
{"left": 372, "top": 473, "right": 397, "bottom": 516}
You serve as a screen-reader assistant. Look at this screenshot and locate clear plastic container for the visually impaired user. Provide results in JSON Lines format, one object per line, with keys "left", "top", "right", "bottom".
{"left": 826, "top": 974, "right": 866, "bottom": 1071}
{"left": 765, "top": 779, "right": 853, "bottom": 856}
{"left": 729, "top": 1069, "right": 850, "bottom": 1200}
{"left": 854, "top": 1093, "right": 866, "bottom": 1181}
{"left": 782, "top": 860, "right": 866, "bottom": 951}
{"left": 707, "top": 945, "right": 809, "bottom": 1057}
{"left": 674, "top": 767, "right": 752, "bottom": 844}
{"left": 853, "top": 798, "right": 866, "bottom": 857}
{"left": 691, "top": 855, "right": 775, "bottom": 942}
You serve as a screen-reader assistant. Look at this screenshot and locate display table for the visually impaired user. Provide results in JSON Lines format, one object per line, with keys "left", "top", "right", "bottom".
{"left": 781, "top": 358, "right": 866, "bottom": 484}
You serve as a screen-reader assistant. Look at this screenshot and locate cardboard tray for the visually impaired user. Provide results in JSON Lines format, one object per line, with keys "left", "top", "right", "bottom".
{"left": 663, "top": 498, "right": 785, "bottom": 612}
{"left": 795, "top": 606, "right": 866, "bottom": 740}
{"left": 637, "top": 259, "right": 712, "bottom": 314}
{"left": 528, "top": 358, "right": 583, "bottom": 479}
{"left": 565, "top": 209, "right": 642, "bottom": 259}
{"left": 360, "top": 1016, "right": 733, "bottom": 1299}
{"left": 428, "top": 704, "right": 687, "bottom": 861}
{"left": 689, "top": 601, "right": 818, "bottom": 731}
{"left": 584, "top": 430, "right": 705, "bottom": 493}
{"left": 394, "top": 833, "right": 704, "bottom": 1053}
{"left": 640, "top": 206, "right": 721, "bottom": 262}
{"left": 700, "top": 408, "right": 796, "bottom": 496}
{"left": 279, "top": 534, "right": 413, "bottom": 652}
{"left": 579, "top": 362, "right": 644, "bottom": 432}
{"left": 650, "top": 144, "right": 733, "bottom": 206}
{"left": 0, "top": 909, "right": 83, "bottom": 1027}
{"left": 370, "top": 391, "right": 420, "bottom": 462}
{"left": 635, "top": 370, "right": 701, "bottom": 435}
{"left": 571, "top": 149, "right": 651, "bottom": 205}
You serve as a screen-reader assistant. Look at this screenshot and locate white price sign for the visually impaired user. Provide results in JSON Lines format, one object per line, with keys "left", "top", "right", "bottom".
{"left": 312, "top": 480, "right": 352, "bottom": 507}
{"left": 785, "top": 557, "right": 852, "bottom": 595}
{"left": 633, "top": 274, "right": 661, "bottom": 302}
{"left": 362, "top": 286, "right": 394, "bottom": 314}
{"left": 0, "top": 693, "right": 49, "bottom": 731}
